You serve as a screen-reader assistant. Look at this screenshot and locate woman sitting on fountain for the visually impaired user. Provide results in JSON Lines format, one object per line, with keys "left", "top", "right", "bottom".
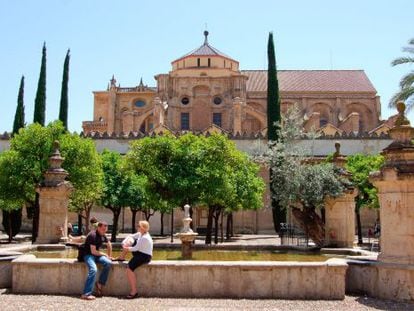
{"left": 121, "top": 220, "right": 153, "bottom": 299}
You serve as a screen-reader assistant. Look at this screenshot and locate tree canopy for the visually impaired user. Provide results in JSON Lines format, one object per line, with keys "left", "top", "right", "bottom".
{"left": 0, "top": 121, "right": 104, "bottom": 240}
{"left": 267, "top": 106, "right": 350, "bottom": 246}
{"left": 390, "top": 38, "right": 414, "bottom": 110}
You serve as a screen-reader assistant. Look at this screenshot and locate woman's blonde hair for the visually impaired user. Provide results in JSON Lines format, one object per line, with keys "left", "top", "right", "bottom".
{"left": 139, "top": 220, "right": 150, "bottom": 232}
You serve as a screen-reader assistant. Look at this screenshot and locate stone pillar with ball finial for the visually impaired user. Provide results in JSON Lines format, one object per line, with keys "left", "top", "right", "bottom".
{"left": 370, "top": 101, "right": 414, "bottom": 264}
{"left": 324, "top": 141, "right": 358, "bottom": 247}
{"left": 35, "top": 140, "right": 73, "bottom": 244}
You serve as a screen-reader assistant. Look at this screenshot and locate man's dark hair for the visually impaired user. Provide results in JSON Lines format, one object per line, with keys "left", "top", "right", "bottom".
{"left": 98, "top": 221, "right": 108, "bottom": 227}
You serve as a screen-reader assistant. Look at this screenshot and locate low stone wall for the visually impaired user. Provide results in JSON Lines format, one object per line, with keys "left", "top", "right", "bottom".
{"left": 12, "top": 255, "right": 347, "bottom": 299}
{"left": 0, "top": 251, "right": 24, "bottom": 288}
{"left": 346, "top": 260, "right": 414, "bottom": 301}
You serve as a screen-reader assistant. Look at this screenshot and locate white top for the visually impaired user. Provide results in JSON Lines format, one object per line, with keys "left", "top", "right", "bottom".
{"left": 128, "top": 232, "right": 153, "bottom": 256}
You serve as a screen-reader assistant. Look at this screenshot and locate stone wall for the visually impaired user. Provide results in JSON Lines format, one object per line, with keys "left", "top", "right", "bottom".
{"left": 12, "top": 254, "right": 347, "bottom": 299}
{"left": 346, "top": 260, "right": 414, "bottom": 302}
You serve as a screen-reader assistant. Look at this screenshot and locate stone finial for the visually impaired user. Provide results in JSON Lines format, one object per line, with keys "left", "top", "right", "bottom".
{"left": 110, "top": 75, "right": 117, "bottom": 88}
{"left": 395, "top": 101, "right": 410, "bottom": 126}
{"left": 333, "top": 141, "right": 341, "bottom": 158}
{"left": 388, "top": 102, "right": 414, "bottom": 145}
{"left": 43, "top": 140, "right": 68, "bottom": 187}
{"left": 204, "top": 30, "right": 209, "bottom": 44}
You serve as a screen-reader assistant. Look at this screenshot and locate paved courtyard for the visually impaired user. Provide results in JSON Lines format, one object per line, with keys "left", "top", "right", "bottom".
{"left": 0, "top": 292, "right": 413, "bottom": 311}
{"left": 0, "top": 233, "right": 396, "bottom": 310}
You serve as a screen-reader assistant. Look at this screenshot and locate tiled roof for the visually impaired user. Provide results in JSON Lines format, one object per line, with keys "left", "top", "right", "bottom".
{"left": 173, "top": 31, "right": 236, "bottom": 62}
{"left": 242, "top": 70, "right": 377, "bottom": 93}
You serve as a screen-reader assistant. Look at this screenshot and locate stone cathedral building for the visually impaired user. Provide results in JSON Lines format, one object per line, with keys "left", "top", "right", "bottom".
{"left": 80, "top": 32, "right": 388, "bottom": 234}
{"left": 83, "top": 31, "right": 382, "bottom": 137}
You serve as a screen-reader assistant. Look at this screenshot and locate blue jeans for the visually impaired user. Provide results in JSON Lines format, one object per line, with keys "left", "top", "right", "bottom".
{"left": 83, "top": 255, "right": 112, "bottom": 296}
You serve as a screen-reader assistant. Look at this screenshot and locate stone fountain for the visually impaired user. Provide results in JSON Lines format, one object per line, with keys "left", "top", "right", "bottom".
{"left": 176, "top": 204, "right": 198, "bottom": 259}
{"left": 35, "top": 140, "right": 73, "bottom": 244}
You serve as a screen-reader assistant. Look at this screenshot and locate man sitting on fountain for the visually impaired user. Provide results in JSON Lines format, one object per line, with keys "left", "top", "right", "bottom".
{"left": 80, "top": 221, "right": 113, "bottom": 300}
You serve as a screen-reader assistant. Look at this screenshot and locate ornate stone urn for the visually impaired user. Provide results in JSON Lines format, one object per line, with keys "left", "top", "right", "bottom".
{"left": 176, "top": 204, "right": 198, "bottom": 259}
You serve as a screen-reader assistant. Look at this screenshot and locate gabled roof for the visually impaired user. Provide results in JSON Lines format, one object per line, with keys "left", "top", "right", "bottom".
{"left": 173, "top": 31, "right": 236, "bottom": 63}
{"left": 242, "top": 70, "right": 377, "bottom": 93}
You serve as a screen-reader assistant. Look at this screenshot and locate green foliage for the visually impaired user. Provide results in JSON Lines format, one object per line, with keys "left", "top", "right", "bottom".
{"left": 390, "top": 38, "right": 414, "bottom": 110}
{"left": 101, "top": 150, "right": 147, "bottom": 241}
{"left": 268, "top": 105, "right": 349, "bottom": 212}
{"left": 345, "top": 154, "right": 384, "bottom": 209}
{"left": 59, "top": 133, "right": 103, "bottom": 218}
{"left": 12, "top": 76, "right": 25, "bottom": 135}
{"left": 101, "top": 150, "right": 128, "bottom": 209}
{"left": 126, "top": 134, "right": 177, "bottom": 214}
{"left": 3, "top": 122, "right": 63, "bottom": 205}
{"left": 0, "top": 121, "right": 103, "bottom": 222}
{"left": 127, "top": 133, "right": 265, "bottom": 243}
{"left": 267, "top": 51, "right": 293, "bottom": 231}
{"left": 267, "top": 32, "right": 281, "bottom": 141}
{"left": 59, "top": 49, "right": 70, "bottom": 130}
{"left": 33, "top": 43, "right": 47, "bottom": 125}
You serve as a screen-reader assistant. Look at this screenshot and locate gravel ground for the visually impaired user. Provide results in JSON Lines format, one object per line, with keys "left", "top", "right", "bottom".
{"left": 0, "top": 292, "right": 413, "bottom": 311}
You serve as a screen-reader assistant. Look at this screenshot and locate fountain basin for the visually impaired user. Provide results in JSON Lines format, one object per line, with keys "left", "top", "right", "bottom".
{"left": 12, "top": 254, "right": 347, "bottom": 299}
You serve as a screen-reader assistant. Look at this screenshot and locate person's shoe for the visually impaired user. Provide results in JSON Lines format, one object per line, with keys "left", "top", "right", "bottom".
{"left": 112, "top": 257, "right": 125, "bottom": 261}
{"left": 125, "top": 293, "right": 139, "bottom": 299}
{"left": 80, "top": 294, "right": 96, "bottom": 300}
{"left": 95, "top": 283, "right": 103, "bottom": 297}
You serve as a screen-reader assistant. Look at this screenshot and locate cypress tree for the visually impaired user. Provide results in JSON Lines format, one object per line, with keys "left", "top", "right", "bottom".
{"left": 33, "top": 42, "right": 47, "bottom": 125}
{"left": 267, "top": 32, "right": 285, "bottom": 233}
{"left": 12, "top": 75, "right": 25, "bottom": 135}
{"left": 59, "top": 49, "right": 70, "bottom": 130}
{"left": 267, "top": 32, "right": 281, "bottom": 141}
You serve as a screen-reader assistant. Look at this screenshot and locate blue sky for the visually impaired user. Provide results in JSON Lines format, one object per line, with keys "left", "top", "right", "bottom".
{"left": 0, "top": 0, "right": 413, "bottom": 133}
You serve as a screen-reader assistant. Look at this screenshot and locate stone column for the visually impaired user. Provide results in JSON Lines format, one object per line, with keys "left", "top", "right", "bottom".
{"left": 232, "top": 97, "right": 244, "bottom": 134}
{"left": 324, "top": 142, "right": 357, "bottom": 247}
{"left": 370, "top": 102, "right": 414, "bottom": 264}
{"left": 325, "top": 191, "right": 357, "bottom": 247}
{"left": 122, "top": 111, "right": 134, "bottom": 134}
{"left": 35, "top": 141, "right": 73, "bottom": 244}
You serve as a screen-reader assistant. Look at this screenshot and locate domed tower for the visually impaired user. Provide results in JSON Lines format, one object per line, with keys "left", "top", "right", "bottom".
{"left": 155, "top": 31, "right": 248, "bottom": 132}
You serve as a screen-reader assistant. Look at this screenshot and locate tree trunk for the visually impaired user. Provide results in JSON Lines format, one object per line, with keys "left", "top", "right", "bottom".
{"left": 270, "top": 169, "right": 286, "bottom": 234}
{"left": 131, "top": 209, "right": 138, "bottom": 234}
{"left": 8, "top": 211, "right": 12, "bottom": 243}
{"left": 85, "top": 204, "right": 92, "bottom": 233}
{"left": 213, "top": 208, "right": 221, "bottom": 244}
{"left": 220, "top": 210, "right": 224, "bottom": 243}
{"left": 77, "top": 213, "right": 83, "bottom": 236}
{"left": 291, "top": 206, "right": 325, "bottom": 247}
{"left": 226, "top": 213, "right": 231, "bottom": 240}
{"left": 144, "top": 210, "right": 153, "bottom": 221}
{"left": 356, "top": 206, "right": 363, "bottom": 245}
{"left": 170, "top": 210, "right": 174, "bottom": 243}
{"left": 160, "top": 212, "right": 164, "bottom": 236}
{"left": 321, "top": 207, "right": 326, "bottom": 224}
{"left": 205, "top": 207, "right": 214, "bottom": 245}
{"left": 111, "top": 208, "right": 121, "bottom": 242}
{"left": 32, "top": 192, "right": 40, "bottom": 243}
